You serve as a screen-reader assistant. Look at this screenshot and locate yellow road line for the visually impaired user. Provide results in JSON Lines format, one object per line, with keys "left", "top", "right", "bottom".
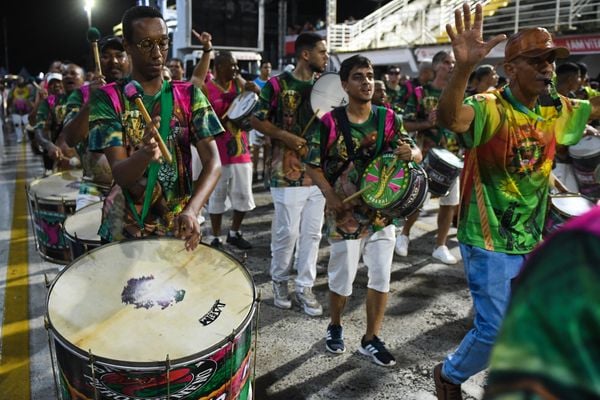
{"left": 0, "top": 142, "right": 31, "bottom": 398}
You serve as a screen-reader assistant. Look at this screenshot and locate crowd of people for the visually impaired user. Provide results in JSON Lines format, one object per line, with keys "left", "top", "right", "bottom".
{"left": 2, "top": 2, "right": 600, "bottom": 399}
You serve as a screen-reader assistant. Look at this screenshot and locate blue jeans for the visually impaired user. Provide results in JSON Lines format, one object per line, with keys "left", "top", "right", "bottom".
{"left": 442, "top": 243, "right": 525, "bottom": 384}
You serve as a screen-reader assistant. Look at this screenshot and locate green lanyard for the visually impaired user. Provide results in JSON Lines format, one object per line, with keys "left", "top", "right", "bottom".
{"left": 125, "top": 80, "right": 173, "bottom": 229}
{"left": 502, "top": 86, "right": 545, "bottom": 122}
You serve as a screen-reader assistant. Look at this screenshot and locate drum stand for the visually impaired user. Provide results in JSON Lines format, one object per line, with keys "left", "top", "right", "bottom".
{"left": 44, "top": 316, "right": 62, "bottom": 400}
{"left": 251, "top": 290, "right": 261, "bottom": 400}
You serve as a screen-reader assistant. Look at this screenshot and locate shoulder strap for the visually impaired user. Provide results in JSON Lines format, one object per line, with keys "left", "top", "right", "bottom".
{"left": 268, "top": 75, "right": 281, "bottom": 109}
{"left": 171, "top": 80, "right": 193, "bottom": 118}
{"left": 99, "top": 82, "right": 123, "bottom": 114}
{"left": 80, "top": 85, "right": 91, "bottom": 104}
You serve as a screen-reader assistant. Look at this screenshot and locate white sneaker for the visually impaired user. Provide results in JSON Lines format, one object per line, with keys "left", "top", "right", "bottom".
{"left": 272, "top": 281, "right": 292, "bottom": 309}
{"left": 432, "top": 245, "right": 458, "bottom": 265}
{"left": 295, "top": 287, "right": 323, "bottom": 316}
{"left": 395, "top": 234, "right": 409, "bottom": 257}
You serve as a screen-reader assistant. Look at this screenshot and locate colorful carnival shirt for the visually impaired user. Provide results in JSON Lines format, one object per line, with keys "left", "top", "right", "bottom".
{"left": 253, "top": 71, "right": 315, "bottom": 187}
{"left": 36, "top": 93, "right": 69, "bottom": 142}
{"left": 88, "top": 79, "right": 224, "bottom": 241}
{"left": 458, "top": 87, "right": 591, "bottom": 254}
{"left": 9, "top": 84, "right": 34, "bottom": 115}
{"left": 64, "top": 85, "right": 113, "bottom": 197}
{"left": 204, "top": 79, "right": 251, "bottom": 165}
{"left": 486, "top": 207, "right": 600, "bottom": 399}
{"left": 404, "top": 83, "right": 461, "bottom": 156}
{"left": 304, "top": 106, "right": 416, "bottom": 240}
{"left": 385, "top": 83, "right": 408, "bottom": 111}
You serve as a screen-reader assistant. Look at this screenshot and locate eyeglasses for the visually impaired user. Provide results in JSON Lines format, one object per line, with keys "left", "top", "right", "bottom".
{"left": 389, "top": 71, "right": 401, "bottom": 75}
{"left": 135, "top": 36, "right": 170, "bottom": 54}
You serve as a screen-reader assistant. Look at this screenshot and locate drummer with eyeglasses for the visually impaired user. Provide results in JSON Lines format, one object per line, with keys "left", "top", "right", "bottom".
{"left": 88, "top": 6, "right": 222, "bottom": 251}
{"left": 303, "top": 55, "right": 421, "bottom": 367}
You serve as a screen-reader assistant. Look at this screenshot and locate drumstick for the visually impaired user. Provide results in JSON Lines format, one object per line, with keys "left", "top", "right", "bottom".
{"left": 87, "top": 27, "right": 103, "bottom": 76}
{"left": 549, "top": 172, "right": 569, "bottom": 193}
{"left": 300, "top": 109, "right": 319, "bottom": 138}
{"left": 342, "top": 183, "right": 374, "bottom": 204}
{"left": 123, "top": 81, "right": 173, "bottom": 164}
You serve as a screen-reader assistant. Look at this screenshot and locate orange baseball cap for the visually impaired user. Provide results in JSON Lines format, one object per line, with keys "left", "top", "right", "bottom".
{"left": 504, "top": 27, "right": 569, "bottom": 62}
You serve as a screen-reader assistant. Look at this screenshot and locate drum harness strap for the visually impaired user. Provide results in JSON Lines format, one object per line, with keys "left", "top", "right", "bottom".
{"left": 323, "top": 106, "right": 387, "bottom": 240}
{"left": 123, "top": 80, "right": 173, "bottom": 229}
{"left": 322, "top": 105, "right": 387, "bottom": 186}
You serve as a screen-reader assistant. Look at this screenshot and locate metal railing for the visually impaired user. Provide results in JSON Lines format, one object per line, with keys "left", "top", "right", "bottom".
{"left": 328, "top": 0, "right": 600, "bottom": 52}
{"left": 483, "top": 0, "right": 600, "bottom": 35}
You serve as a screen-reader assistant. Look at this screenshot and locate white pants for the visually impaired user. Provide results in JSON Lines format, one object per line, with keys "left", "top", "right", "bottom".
{"left": 328, "top": 224, "right": 396, "bottom": 296}
{"left": 207, "top": 163, "right": 255, "bottom": 214}
{"left": 270, "top": 186, "right": 325, "bottom": 289}
{"left": 11, "top": 114, "right": 28, "bottom": 142}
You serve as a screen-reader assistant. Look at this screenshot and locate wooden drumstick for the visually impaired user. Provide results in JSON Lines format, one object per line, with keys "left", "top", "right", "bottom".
{"left": 549, "top": 172, "right": 569, "bottom": 194}
{"left": 87, "top": 27, "right": 103, "bottom": 76}
{"left": 123, "top": 81, "right": 173, "bottom": 164}
{"left": 300, "top": 109, "right": 320, "bottom": 138}
{"left": 342, "top": 183, "right": 374, "bottom": 204}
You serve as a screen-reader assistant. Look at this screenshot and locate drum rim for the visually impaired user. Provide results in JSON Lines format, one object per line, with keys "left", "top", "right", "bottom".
{"left": 45, "top": 237, "right": 257, "bottom": 369}
{"left": 310, "top": 72, "right": 349, "bottom": 118}
{"left": 63, "top": 201, "right": 103, "bottom": 243}
{"left": 568, "top": 135, "right": 600, "bottom": 159}
{"left": 227, "top": 91, "right": 258, "bottom": 121}
{"left": 549, "top": 193, "right": 595, "bottom": 217}
{"left": 428, "top": 147, "right": 464, "bottom": 169}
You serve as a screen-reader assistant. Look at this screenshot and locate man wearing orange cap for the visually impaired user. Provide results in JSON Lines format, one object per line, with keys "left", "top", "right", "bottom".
{"left": 433, "top": 4, "right": 600, "bottom": 399}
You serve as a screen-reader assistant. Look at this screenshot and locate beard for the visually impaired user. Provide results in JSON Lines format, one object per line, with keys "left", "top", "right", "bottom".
{"left": 309, "top": 61, "right": 325, "bottom": 74}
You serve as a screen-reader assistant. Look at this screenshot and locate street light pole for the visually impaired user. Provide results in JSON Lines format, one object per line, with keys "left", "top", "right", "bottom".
{"left": 84, "top": 0, "right": 95, "bottom": 28}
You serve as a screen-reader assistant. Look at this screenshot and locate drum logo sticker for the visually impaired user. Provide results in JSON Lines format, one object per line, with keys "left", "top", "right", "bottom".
{"left": 121, "top": 275, "right": 186, "bottom": 310}
{"left": 85, "top": 360, "right": 217, "bottom": 399}
{"left": 199, "top": 300, "right": 226, "bottom": 326}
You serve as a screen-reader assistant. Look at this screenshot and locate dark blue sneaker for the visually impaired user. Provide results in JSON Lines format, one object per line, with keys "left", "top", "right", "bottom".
{"left": 359, "top": 335, "right": 396, "bottom": 367}
{"left": 325, "top": 324, "right": 346, "bottom": 354}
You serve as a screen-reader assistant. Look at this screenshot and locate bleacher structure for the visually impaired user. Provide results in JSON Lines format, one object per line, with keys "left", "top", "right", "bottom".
{"left": 327, "top": 0, "right": 600, "bottom": 53}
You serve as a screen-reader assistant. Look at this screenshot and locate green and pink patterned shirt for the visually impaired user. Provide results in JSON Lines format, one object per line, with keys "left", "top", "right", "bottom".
{"left": 88, "top": 79, "right": 223, "bottom": 241}
{"left": 458, "top": 87, "right": 591, "bottom": 254}
{"left": 253, "top": 71, "right": 315, "bottom": 188}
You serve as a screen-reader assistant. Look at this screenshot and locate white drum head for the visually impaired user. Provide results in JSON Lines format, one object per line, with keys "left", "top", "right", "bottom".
{"left": 551, "top": 194, "right": 595, "bottom": 217}
{"left": 310, "top": 73, "right": 348, "bottom": 118}
{"left": 569, "top": 135, "right": 600, "bottom": 159}
{"left": 47, "top": 239, "right": 255, "bottom": 363}
{"left": 226, "top": 91, "right": 258, "bottom": 120}
{"left": 28, "top": 170, "right": 82, "bottom": 202}
{"left": 430, "top": 147, "right": 464, "bottom": 169}
{"left": 63, "top": 201, "right": 103, "bottom": 242}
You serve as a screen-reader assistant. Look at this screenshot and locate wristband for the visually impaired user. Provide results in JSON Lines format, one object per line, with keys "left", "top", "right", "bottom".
{"left": 202, "top": 47, "right": 213, "bottom": 52}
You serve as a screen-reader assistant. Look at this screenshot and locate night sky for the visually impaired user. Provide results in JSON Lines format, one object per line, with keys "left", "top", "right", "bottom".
{"left": 1, "top": 0, "right": 136, "bottom": 76}
{"left": 1, "top": 0, "right": 388, "bottom": 77}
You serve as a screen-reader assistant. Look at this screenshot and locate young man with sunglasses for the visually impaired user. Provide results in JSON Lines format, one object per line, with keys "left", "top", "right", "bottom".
{"left": 88, "top": 5, "right": 222, "bottom": 251}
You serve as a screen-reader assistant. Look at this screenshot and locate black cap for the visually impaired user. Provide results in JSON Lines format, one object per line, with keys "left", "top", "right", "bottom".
{"left": 99, "top": 36, "right": 124, "bottom": 52}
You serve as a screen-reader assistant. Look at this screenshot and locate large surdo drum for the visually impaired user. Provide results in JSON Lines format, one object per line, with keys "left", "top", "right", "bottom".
{"left": 27, "top": 170, "right": 82, "bottom": 264}
{"left": 46, "top": 238, "right": 256, "bottom": 400}
{"left": 569, "top": 135, "right": 600, "bottom": 200}
{"left": 63, "top": 201, "right": 103, "bottom": 260}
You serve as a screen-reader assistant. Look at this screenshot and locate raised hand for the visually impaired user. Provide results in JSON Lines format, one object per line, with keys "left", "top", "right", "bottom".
{"left": 192, "top": 30, "right": 212, "bottom": 50}
{"left": 446, "top": 3, "right": 506, "bottom": 68}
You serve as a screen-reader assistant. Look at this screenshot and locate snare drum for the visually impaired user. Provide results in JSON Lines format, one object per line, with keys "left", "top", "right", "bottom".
{"left": 46, "top": 238, "right": 256, "bottom": 400}
{"left": 569, "top": 135, "right": 600, "bottom": 199}
{"left": 310, "top": 73, "right": 349, "bottom": 118}
{"left": 422, "top": 147, "right": 463, "bottom": 196}
{"left": 27, "top": 170, "right": 82, "bottom": 264}
{"left": 63, "top": 201, "right": 103, "bottom": 260}
{"left": 544, "top": 193, "right": 595, "bottom": 237}
{"left": 226, "top": 91, "right": 258, "bottom": 131}
{"left": 360, "top": 153, "right": 429, "bottom": 218}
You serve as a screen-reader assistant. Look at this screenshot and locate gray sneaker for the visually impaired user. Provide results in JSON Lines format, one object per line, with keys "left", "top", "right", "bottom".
{"left": 272, "top": 280, "right": 291, "bottom": 309}
{"left": 295, "top": 287, "right": 323, "bottom": 316}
